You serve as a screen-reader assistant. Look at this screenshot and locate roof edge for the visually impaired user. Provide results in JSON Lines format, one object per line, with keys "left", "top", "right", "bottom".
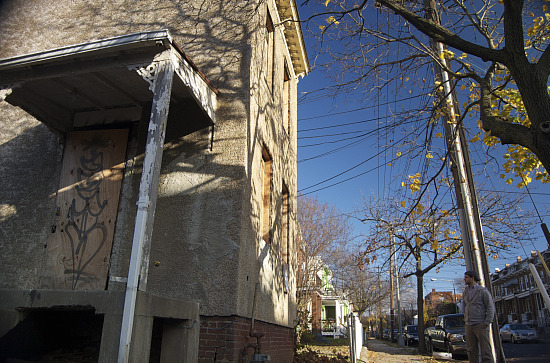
{"left": 0, "top": 30, "right": 173, "bottom": 70}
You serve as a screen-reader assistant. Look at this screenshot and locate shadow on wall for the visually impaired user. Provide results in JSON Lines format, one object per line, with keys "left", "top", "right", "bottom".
{"left": 0, "top": 117, "right": 63, "bottom": 289}
{"left": 0, "top": 0, "right": 257, "bottom": 98}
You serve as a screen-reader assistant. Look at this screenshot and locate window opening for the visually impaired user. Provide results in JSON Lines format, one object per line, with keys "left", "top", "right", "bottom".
{"left": 266, "top": 12, "right": 275, "bottom": 93}
{"left": 283, "top": 66, "right": 291, "bottom": 134}
{"left": 282, "top": 183, "right": 290, "bottom": 292}
{"left": 282, "top": 183, "right": 289, "bottom": 263}
{"left": 261, "top": 148, "right": 272, "bottom": 244}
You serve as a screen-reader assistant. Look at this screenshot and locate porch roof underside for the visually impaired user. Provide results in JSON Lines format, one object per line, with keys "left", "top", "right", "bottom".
{"left": 0, "top": 30, "right": 217, "bottom": 133}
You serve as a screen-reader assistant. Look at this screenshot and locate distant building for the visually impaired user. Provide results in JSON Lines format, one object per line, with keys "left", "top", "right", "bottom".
{"left": 425, "top": 289, "right": 462, "bottom": 306}
{"left": 425, "top": 289, "right": 455, "bottom": 306}
{"left": 424, "top": 288, "right": 462, "bottom": 318}
{"left": 491, "top": 249, "right": 550, "bottom": 329}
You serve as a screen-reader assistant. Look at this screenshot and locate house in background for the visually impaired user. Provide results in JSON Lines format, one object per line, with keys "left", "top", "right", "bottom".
{"left": 299, "top": 260, "right": 353, "bottom": 338}
{"left": 491, "top": 249, "right": 550, "bottom": 332}
{"left": 0, "top": 1, "right": 308, "bottom": 362}
{"left": 424, "top": 289, "right": 462, "bottom": 316}
{"left": 425, "top": 289, "right": 462, "bottom": 306}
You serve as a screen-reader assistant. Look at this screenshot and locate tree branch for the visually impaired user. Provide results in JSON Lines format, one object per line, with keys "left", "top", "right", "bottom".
{"left": 375, "top": 0, "right": 505, "bottom": 63}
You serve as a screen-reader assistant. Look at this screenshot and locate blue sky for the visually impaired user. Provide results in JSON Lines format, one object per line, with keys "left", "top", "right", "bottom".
{"left": 295, "top": 2, "right": 550, "bottom": 298}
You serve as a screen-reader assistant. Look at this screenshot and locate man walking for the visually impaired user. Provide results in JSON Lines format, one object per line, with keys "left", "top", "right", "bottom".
{"left": 462, "top": 270, "right": 495, "bottom": 363}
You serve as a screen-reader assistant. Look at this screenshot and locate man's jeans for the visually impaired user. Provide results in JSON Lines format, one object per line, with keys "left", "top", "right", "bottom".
{"left": 465, "top": 323, "right": 494, "bottom": 363}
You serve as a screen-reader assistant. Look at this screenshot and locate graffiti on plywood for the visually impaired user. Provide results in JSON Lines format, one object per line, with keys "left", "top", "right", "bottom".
{"left": 41, "top": 129, "right": 128, "bottom": 290}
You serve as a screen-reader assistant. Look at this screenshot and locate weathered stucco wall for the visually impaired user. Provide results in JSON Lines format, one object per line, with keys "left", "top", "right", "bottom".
{"left": 0, "top": 0, "right": 300, "bottom": 328}
{"left": 239, "top": 0, "right": 300, "bottom": 327}
{"left": 0, "top": 106, "right": 64, "bottom": 289}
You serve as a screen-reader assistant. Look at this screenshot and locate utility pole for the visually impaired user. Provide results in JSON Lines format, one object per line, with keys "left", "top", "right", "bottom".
{"left": 423, "top": 1, "right": 505, "bottom": 361}
{"left": 389, "top": 234, "right": 395, "bottom": 343}
{"left": 378, "top": 266, "right": 382, "bottom": 337}
{"left": 393, "top": 230, "right": 405, "bottom": 346}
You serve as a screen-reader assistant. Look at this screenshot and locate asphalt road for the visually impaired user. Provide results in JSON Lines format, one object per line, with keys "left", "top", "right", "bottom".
{"left": 501, "top": 341, "right": 550, "bottom": 362}
{"left": 432, "top": 342, "right": 550, "bottom": 362}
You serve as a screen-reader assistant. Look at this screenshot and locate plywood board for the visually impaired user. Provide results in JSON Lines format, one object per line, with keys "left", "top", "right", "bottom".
{"left": 41, "top": 129, "right": 128, "bottom": 290}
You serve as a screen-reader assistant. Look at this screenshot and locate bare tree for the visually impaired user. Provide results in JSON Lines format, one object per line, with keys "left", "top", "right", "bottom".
{"left": 354, "top": 188, "right": 535, "bottom": 352}
{"left": 330, "top": 249, "right": 392, "bottom": 317}
{"left": 296, "top": 195, "right": 353, "bottom": 339}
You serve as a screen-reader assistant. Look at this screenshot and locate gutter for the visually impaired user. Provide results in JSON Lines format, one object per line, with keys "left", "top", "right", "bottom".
{"left": 0, "top": 30, "right": 173, "bottom": 70}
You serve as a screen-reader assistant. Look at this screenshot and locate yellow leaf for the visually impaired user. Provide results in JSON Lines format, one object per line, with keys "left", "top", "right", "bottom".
{"left": 470, "top": 134, "right": 481, "bottom": 142}
{"left": 415, "top": 236, "right": 423, "bottom": 244}
{"left": 396, "top": 151, "right": 402, "bottom": 157}
{"left": 426, "top": 153, "right": 433, "bottom": 159}
{"left": 326, "top": 16, "right": 339, "bottom": 25}
{"left": 401, "top": 201, "right": 406, "bottom": 207}
{"left": 435, "top": 132, "right": 443, "bottom": 138}
{"left": 325, "top": 0, "right": 331, "bottom": 5}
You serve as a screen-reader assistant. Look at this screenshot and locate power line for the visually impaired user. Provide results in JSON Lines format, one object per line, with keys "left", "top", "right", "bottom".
{"left": 298, "top": 92, "right": 430, "bottom": 121}
{"left": 298, "top": 109, "right": 423, "bottom": 133}
{"left": 300, "top": 149, "right": 386, "bottom": 192}
{"left": 299, "top": 164, "right": 384, "bottom": 195}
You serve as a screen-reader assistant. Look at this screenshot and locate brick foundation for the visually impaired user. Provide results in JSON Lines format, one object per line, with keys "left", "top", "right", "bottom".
{"left": 198, "top": 315, "right": 294, "bottom": 362}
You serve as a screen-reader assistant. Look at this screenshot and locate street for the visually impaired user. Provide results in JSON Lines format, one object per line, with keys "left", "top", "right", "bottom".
{"left": 501, "top": 341, "right": 550, "bottom": 362}
{"left": 431, "top": 342, "right": 550, "bottom": 362}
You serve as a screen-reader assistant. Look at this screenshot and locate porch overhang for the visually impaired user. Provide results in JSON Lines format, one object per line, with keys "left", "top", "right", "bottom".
{"left": 0, "top": 30, "right": 216, "bottom": 361}
{"left": 0, "top": 30, "right": 217, "bottom": 133}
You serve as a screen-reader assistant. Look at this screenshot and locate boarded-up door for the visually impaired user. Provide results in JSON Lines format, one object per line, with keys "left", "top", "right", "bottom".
{"left": 41, "top": 129, "right": 128, "bottom": 290}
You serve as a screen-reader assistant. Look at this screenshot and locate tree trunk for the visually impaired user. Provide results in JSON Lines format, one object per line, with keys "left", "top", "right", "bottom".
{"left": 417, "top": 273, "right": 425, "bottom": 354}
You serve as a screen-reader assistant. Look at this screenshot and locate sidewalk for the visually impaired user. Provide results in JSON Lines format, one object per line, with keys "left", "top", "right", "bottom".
{"left": 360, "top": 338, "right": 438, "bottom": 363}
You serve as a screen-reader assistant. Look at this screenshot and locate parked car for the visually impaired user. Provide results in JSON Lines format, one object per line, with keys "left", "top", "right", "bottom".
{"left": 500, "top": 324, "right": 539, "bottom": 343}
{"left": 382, "top": 328, "right": 390, "bottom": 340}
{"left": 391, "top": 329, "right": 399, "bottom": 342}
{"left": 403, "top": 325, "right": 419, "bottom": 346}
{"left": 425, "top": 313, "right": 467, "bottom": 359}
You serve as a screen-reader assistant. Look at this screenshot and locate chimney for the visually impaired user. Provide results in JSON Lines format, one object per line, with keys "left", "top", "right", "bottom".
{"left": 432, "top": 289, "right": 436, "bottom": 293}
{"left": 517, "top": 256, "right": 522, "bottom": 262}
{"left": 495, "top": 268, "right": 500, "bottom": 273}
{"left": 531, "top": 251, "right": 537, "bottom": 257}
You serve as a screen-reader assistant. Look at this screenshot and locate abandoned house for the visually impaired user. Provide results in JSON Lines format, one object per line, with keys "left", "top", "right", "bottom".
{"left": 0, "top": 0, "right": 309, "bottom": 362}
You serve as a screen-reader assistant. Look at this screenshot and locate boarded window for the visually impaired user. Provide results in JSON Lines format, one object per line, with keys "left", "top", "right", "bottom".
{"left": 261, "top": 148, "right": 272, "bottom": 244}
{"left": 283, "top": 66, "right": 291, "bottom": 134}
{"left": 282, "top": 183, "right": 290, "bottom": 292}
{"left": 282, "top": 183, "right": 289, "bottom": 263}
{"left": 266, "top": 12, "right": 275, "bottom": 93}
{"left": 41, "top": 129, "right": 128, "bottom": 290}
